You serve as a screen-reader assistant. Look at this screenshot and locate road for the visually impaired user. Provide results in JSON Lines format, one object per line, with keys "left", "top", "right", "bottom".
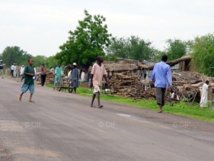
{"left": 0, "top": 78, "right": 214, "bottom": 161}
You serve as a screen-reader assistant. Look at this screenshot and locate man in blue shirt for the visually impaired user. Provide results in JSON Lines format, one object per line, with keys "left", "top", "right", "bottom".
{"left": 151, "top": 55, "right": 172, "bottom": 113}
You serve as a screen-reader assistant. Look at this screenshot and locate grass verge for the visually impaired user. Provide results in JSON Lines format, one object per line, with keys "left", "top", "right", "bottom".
{"left": 48, "top": 84, "right": 214, "bottom": 122}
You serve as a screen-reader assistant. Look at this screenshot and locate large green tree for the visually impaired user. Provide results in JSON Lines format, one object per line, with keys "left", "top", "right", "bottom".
{"left": 1, "top": 46, "right": 32, "bottom": 67}
{"left": 46, "top": 56, "right": 58, "bottom": 68}
{"left": 56, "top": 10, "right": 111, "bottom": 67}
{"left": 129, "top": 36, "right": 154, "bottom": 61}
{"left": 166, "top": 39, "right": 187, "bottom": 60}
{"left": 192, "top": 34, "right": 214, "bottom": 76}
{"left": 106, "top": 37, "right": 130, "bottom": 59}
{"left": 33, "top": 55, "right": 47, "bottom": 67}
{"left": 107, "top": 36, "right": 155, "bottom": 61}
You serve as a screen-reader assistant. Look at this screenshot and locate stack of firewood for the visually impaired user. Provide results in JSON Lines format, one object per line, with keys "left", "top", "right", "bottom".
{"left": 46, "top": 72, "right": 55, "bottom": 84}
{"left": 109, "top": 72, "right": 150, "bottom": 99}
{"left": 108, "top": 71, "right": 214, "bottom": 102}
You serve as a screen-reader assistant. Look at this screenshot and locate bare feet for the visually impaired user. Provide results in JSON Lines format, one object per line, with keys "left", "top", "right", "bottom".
{"left": 29, "top": 100, "right": 35, "bottom": 103}
{"left": 19, "top": 95, "right": 22, "bottom": 101}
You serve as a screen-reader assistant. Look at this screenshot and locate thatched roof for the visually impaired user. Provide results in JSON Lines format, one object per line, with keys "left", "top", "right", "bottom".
{"left": 138, "top": 55, "right": 192, "bottom": 70}
{"left": 104, "top": 63, "right": 138, "bottom": 72}
{"left": 101, "top": 56, "right": 192, "bottom": 72}
{"left": 168, "top": 55, "right": 192, "bottom": 66}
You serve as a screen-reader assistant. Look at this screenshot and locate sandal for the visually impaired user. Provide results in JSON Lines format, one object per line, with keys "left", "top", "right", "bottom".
{"left": 98, "top": 105, "right": 103, "bottom": 108}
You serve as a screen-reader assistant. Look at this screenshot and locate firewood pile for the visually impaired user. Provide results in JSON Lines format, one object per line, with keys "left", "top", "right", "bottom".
{"left": 108, "top": 71, "right": 213, "bottom": 102}
{"left": 36, "top": 71, "right": 55, "bottom": 84}
{"left": 171, "top": 72, "right": 204, "bottom": 102}
{"left": 109, "top": 71, "right": 155, "bottom": 99}
{"left": 46, "top": 72, "right": 55, "bottom": 84}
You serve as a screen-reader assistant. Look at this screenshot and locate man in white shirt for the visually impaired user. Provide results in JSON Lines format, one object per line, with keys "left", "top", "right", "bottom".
{"left": 13, "top": 64, "right": 17, "bottom": 77}
{"left": 200, "top": 80, "right": 209, "bottom": 108}
{"left": 10, "top": 64, "right": 15, "bottom": 77}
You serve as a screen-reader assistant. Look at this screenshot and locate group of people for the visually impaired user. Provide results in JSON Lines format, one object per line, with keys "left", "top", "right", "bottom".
{"left": 18, "top": 56, "right": 109, "bottom": 109}
{"left": 10, "top": 64, "right": 32, "bottom": 81}
{"left": 17, "top": 55, "right": 210, "bottom": 111}
{"left": 53, "top": 63, "right": 79, "bottom": 93}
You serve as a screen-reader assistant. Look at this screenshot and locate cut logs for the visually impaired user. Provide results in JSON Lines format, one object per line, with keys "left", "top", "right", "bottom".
{"left": 109, "top": 71, "right": 156, "bottom": 99}
{"left": 108, "top": 71, "right": 213, "bottom": 102}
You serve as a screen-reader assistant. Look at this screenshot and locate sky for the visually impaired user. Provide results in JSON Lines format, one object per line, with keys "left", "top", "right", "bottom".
{"left": 0, "top": 0, "right": 213, "bottom": 56}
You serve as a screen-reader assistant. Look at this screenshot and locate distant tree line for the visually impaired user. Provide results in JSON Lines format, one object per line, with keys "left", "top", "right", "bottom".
{"left": 0, "top": 46, "right": 58, "bottom": 68}
{"left": 0, "top": 10, "right": 213, "bottom": 76}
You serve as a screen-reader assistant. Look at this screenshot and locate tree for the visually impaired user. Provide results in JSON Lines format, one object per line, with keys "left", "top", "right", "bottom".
{"left": 107, "top": 36, "right": 155, "bottom": 61}
{"left": 56, "top": 10, "right": 111, "bottom": 67}
{"left": 166, "top": 39, "right": 187, "bottom": 60}
{"left": 33, "top": 55, "right": 47, "bottom": 67}
{"left": 106, "top": 37, "right": 130, "bottom": 59}
{"left": 1, "top": 46, "right": 32, "bottom": 67}
{"left": 129, "top": 36, "right": 154, "bottom": 61}
{"left": 153, "top": 50, "right": 166, "bottom": 61}
{"left": 46, "top": 56, "right": 58, "bottom": 68}
{"left": 192, "top": 34, "right": 214, "bottom": 76}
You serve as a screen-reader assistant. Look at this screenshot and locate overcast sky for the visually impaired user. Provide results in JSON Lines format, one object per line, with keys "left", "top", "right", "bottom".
{"left": 0, "top": 0, "right": 213, "bottom": 56}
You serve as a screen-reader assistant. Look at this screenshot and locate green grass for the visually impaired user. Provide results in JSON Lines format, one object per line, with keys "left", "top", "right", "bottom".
{"left": 46, "top": 83, "right": 54, "bottom": 88}
{"left": 48, "top": 84, "right": 214, "bottom": 122}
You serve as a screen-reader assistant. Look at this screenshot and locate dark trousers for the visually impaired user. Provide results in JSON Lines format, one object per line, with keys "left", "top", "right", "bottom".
{"left": 11, "top": 70, "right": 14, "bottom": 77}
{"left": 156, "top": 88, "right": 166, "bottom": 106}
{"left": 41, "top": 74, "right": 46, "bottom": 86}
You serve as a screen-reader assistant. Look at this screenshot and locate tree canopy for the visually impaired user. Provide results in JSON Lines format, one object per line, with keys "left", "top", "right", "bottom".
{"left": 192, "top": 34, "right": 214, "bottom": 76}
{"left": 166, "top": 39, "right": 187, "bottom": 60}
{"left": 46, "top": 56, "right": 58, "bottom": 68}
{"left": 0, "top": 46, "right": 32, "bottom": 67}
{"left": 56, "top": 10, "right": 112, "bottom": 67}
{"left": 107, "top": 36, "right": 155, "bottom": 61}
{"left": 33, "top": 55, "right": 47, "bottom": 67}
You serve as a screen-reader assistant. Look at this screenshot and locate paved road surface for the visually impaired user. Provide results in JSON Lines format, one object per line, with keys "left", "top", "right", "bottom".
{"left": 0, "top": 78, "right": 214, "bottom": 161}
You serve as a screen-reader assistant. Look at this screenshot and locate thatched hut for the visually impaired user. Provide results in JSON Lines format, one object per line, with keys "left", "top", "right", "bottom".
{"left": 104, "top": 63, "right": 138, "bottom": 72}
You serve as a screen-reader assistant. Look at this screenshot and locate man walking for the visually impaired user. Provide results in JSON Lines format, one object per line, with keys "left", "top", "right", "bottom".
{"left": 151, "top": 55, "right": 172, "bottom": 113}
{"left": 40, "top": 64, "right": 47, "bottom": 86}
{"left": 70, "top": 62, "right": 79, "bottom": 93}
{"left": 19, "top": 58, "right": 35, "bottom": 102}
{"left": 54, "top": 64, "right": 63, "bottom": 89}
{"left": 0, "top": 60, "right": 4, "bottom": 79}
{"left": 10, "top": 63, "right": 15, "bottom": 77}
{"left": 200, "top": 80, "right": 209, "bottom": 108}
{"left": 90, "top": 56, "right": 108, "bottom": 108}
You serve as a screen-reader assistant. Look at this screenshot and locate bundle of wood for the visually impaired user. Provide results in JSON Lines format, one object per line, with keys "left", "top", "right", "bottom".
{"left": 108, "top": 71, "right": 213, "bottom": 102}
{"left": 44, "top": 72, "right": 55, "bottom": 84}
{"left": 109, "top": 71, "right": 155, "bottom": 99}
{"left": 171, "top": 71, "right": 213, "bottom": 102}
